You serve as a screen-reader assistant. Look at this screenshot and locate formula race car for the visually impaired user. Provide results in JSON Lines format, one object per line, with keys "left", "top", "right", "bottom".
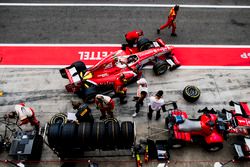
{"left": 60, "top": 38, "right": 180, "bottom": 101}
{"left": 165, "top": 103, "right": 226, "bottom": 152}
{"left": 219, "top": 101, "right": 250, "bottom": 136}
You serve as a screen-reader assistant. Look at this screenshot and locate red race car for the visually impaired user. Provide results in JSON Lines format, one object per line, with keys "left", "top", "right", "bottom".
{"left": 165, "top": 103, "right": 226, "bottom": 152}
{"left": 60, "top": 38, "right": 180, "bottom": 101}
{"left": 219, "top": 101, "right": 250, "bottom": 136}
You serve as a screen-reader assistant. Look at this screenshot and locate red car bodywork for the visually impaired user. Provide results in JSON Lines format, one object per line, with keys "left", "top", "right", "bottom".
{"left": 60, "top": 38, "right": 177, "bottom": 100}
{"left": 170, "top": 110, "right": 223, "bottom": 143}
{"left": 166, "top": 107, "right": 225, "bottom": 151}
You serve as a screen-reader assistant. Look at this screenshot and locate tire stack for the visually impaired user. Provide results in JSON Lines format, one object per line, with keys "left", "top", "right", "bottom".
{"left": 47, "top": 119, "right": 135, "bottom": 152}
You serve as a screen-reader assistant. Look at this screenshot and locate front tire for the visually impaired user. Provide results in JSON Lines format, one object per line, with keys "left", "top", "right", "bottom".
{"left": 153, "top": 60, "right": 169, "bottom": 75}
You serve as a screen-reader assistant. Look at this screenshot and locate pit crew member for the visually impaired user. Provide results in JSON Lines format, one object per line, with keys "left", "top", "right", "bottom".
{"left": 95, "top": 94, "right": 115, "bottom": 120}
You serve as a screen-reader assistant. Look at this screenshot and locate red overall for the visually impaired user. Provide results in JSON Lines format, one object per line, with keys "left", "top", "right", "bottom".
{"left": 95, "top": 95, "right": 115, "bottom": 119}
{"left": 160, "top": 7, "right": 177, "bottom": 34}
{"left": 114, "top": 75, "right": 128, "bottom": 104}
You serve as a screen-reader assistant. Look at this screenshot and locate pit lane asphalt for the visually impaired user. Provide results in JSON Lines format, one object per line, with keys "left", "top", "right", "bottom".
{"left": 0, "top": 1, "right": 250, "bottom": 44}
{"left": 0, "top": 1, "right": 250, "bottom": 167}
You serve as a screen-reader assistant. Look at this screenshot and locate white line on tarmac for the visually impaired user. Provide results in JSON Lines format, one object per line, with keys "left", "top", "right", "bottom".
{"left": 1, "top": 44, "right": 250, "bottom": 48}
{"left": 0, "top": 3, "right": 250, "bottom": 9}
{"left": 0, "top": 65, "right": 249, "bottom": 70}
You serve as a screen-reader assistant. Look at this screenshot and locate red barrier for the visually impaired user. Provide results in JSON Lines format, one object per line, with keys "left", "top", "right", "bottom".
{"left": 0, "top": 45, "right": 249, "bottom": 67}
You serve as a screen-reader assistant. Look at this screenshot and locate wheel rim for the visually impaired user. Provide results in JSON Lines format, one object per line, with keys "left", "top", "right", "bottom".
{"left": 187, "top": 86, "right": 199, "bottom": 96}
{"left": 157, "top": 65, "right": 167, "bottom": 74}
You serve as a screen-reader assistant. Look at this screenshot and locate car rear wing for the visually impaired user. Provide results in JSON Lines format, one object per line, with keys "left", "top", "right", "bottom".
{"left": 229, "top": 101, "right": 250, "bottom": 117}
{"left": 60, "top": 66, "right": 81, "bottom": 85}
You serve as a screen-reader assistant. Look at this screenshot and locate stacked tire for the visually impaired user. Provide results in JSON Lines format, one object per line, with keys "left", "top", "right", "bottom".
{"left": 120, "top": 121, "right": 135, "bottom": 149}
{"left": 47, "top": 120, "right": 135, "bottom": 152}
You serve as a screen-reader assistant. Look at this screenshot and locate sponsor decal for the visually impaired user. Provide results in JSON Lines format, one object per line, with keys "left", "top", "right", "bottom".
{"left": 0, "top": 45, "right": 249, "bottom": 67}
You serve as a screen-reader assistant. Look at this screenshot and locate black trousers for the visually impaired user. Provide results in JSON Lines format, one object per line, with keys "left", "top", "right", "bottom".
{"left": 148, "top": 105, "right": 161, "bottom": 120}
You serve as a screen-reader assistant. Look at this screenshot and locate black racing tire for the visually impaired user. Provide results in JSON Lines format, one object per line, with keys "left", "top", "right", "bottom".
{"left": 153, "top": 60, "right": 169, "bottom": 75}
{"left": 91, "top": 122, "right": 106, "bottom": 150}
{"left": 120, "top": 121, "right": 134, "bottom": 149}
{"left": 71, "top": 61, "right": 86, "bottom": 74}
{"left": 61, "top": 123, "right": 78, "bottom": 149}
{"left": 49, "top": 113, "right": 67, "bottom": 125}
{"left": 77, "top": 86, "right": 98, "bottom": 103}
{"left": 183, "top": 85, "right": 201, "bottom": 103}
{"left": 105, "top": 119, "right": 120, "bottom": 149}
{"left": 30, "top": 135, "right": 43, "bottom": 160}
{"left": 78, "top": 122, "right": 92, "bottom": 148}
{"left": 137, "top": 38, "right": 152, "bottom": 51}
{"left": 168, "top": 138, "right": 185, "bottom": 149}
{"left": 47, "top": 123, "right": 62, "bottom": 149}
{"left": 204, "top": 142, "right": 223, "bottom": 152}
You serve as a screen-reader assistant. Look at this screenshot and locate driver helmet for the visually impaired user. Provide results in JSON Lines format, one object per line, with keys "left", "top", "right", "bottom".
{"left": 119, "top": 57, "right": 128, "bottom": 64}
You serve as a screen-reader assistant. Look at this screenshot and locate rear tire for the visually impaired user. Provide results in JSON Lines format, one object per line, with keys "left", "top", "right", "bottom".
{"left": 137, "top": 38, "right": 152, "bottom": 51}
{"left": 153, "top": 60, "right": 169, "bottom": 75}
{"left": 183, "top": 85, "right": 201, "bottom": 103}
{"left": 77, "top": 86, "right": 97, "bottom": 103}
{"left": 71, "top": 61, "right": 86, "bottom": 74}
